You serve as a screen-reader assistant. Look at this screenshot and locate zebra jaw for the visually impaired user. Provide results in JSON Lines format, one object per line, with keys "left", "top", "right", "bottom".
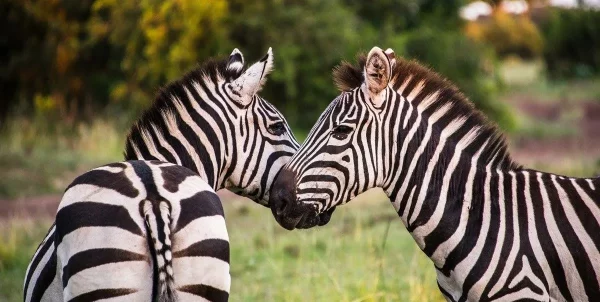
{"left": 271, "top": 203, "right": 336, "bottom": 230}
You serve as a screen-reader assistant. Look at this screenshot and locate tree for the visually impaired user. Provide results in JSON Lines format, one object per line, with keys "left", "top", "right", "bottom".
{"left": 88, "top": 0, "right": 230, "bottom": 109}
{"left": 227, "top": 0, "right": 366, "bottom": 129}
{"left": 1, "top": 0, "right": 109, "bottom": 123}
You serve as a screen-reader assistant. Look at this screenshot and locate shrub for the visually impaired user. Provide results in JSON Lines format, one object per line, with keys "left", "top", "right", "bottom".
{"left": 539, "top": 8, "right": 600, "bottom": 78}
{"left": 466, "top": 12, "right": 544, "bottom": 59}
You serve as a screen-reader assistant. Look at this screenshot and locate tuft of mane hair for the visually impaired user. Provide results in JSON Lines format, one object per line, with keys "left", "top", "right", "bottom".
{"left": 124, "top": 56, "right": 243, "bottom": 160}
{"left": 333, "top": 53, "right": 521, "bottom": 171}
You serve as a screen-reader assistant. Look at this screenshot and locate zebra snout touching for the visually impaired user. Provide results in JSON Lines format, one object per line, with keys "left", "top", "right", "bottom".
{"left": 270, "top": 169, "right": 336, "bottom": 230}
{"left": 270, "top": 168, "right": 302, "bottom": 230}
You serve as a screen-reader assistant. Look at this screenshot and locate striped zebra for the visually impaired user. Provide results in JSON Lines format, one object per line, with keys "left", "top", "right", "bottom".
{"left": 269, "top": 46, "right": 600, "bottom": 301}
{"left": 24, "top": 48, "right": 299, "bottom": 301}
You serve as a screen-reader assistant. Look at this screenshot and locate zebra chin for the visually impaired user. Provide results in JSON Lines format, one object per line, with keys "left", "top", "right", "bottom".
{"left": 270, "top": 202, "right": 336, "bottom": 230}
{"left": 269, "top": 169, "right": 336, "bottom": 229}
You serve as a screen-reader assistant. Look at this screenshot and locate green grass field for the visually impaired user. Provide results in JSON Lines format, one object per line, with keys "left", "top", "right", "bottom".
{"left": 0, "top": 191, "right": 444, "bottom": 302}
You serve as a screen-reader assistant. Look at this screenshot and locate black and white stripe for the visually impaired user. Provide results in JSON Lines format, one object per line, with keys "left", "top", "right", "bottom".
{"left": 25, "top": 48, "right": 299, "bottom": 301}
{"left": 270, "top": 47, "right": 600, "bottom": 301}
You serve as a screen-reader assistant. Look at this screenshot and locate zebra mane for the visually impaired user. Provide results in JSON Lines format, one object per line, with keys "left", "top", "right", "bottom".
{"left": 333, "top": 54, "right": 520, "bottom": 171}
{"left": 124, "top": 56, "right": 240, "bottom": 160}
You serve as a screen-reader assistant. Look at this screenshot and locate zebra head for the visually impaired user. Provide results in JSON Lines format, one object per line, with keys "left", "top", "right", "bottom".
{"left": 125, "top": 48, "right": 299, "bottom": 205}
{"left": 219, "top": 48, "right": 301, "bottom": 204}
{"left": 270, "top": 47, "right": 398, "bottom": 229}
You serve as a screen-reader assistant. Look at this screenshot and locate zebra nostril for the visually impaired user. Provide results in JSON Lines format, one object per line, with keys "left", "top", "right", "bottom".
{"left": 276, "top": 192, "right": 296, "bottom": 215}
{"left": 276, "top": 202, "right": 286, "bottom": 215}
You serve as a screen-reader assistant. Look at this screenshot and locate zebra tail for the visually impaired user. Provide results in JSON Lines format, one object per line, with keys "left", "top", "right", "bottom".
{"left": 142, "top": 200, "right": 177, "bottom": 302}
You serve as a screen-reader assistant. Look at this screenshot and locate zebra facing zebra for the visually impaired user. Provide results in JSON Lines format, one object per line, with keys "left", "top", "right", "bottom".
{"left": 24, "top": 48, "right": 299, "bottom": 301}
{"left": 270, "top": 47, "right": 600, "bottom": 301}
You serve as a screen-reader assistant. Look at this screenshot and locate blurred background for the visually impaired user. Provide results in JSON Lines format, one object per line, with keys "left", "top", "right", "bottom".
{"left": 1, "top": 0, "right": 599, "bottom": 300}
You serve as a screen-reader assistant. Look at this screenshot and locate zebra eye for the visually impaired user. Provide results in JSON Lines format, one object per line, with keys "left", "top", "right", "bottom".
{"left": 332, "top": 125, "right": 353, "bottom": 140}
{"left": 268, "top": 121, "right": 286, "bottom": 135}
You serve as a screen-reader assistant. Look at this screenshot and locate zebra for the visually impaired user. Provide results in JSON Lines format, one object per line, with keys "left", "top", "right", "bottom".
{"left": 24, "top": 47, "right": 299, "bottom": 301}
{"left": 269, "top": 46, "right": 600, "bottom": 301}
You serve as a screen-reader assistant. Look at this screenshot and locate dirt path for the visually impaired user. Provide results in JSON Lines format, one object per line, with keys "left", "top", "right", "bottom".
{"left": 0, "top": 194, "right": 61, "bottom": 220}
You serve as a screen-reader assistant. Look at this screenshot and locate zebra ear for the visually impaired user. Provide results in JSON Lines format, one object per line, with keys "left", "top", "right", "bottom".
{"left": 363, "top": 46, "right": 394, "bottom": 97}
{"left": 229, "top": 47, "right": 274, "bottom": 105}
{"left": 226, "top": 48, "right": 245, "bottom": 78}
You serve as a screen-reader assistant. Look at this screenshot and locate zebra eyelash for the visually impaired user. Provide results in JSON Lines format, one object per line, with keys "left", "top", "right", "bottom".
{"left": 331, "top": 125, "right": 354, "bottom": 140}
{"left": 267, "top": 121, "right": 287, "bottom": 136}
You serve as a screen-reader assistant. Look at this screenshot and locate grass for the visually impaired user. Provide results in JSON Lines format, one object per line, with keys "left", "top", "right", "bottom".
{"left": 506, "top": 77, "right": 600, "bottom": 103}
{"left": 0, "top": 118, "right": 124, "bottom": 199}
{"left": 0, "top": 219, "right": 53, "bottom": 302}
{"left": 522, "top": 158, "right": 600, "bottom": 178}
{"left": 0, "top": 190, "right": 444, "bottom": 302}
{"left": 499, "top": 58, "right": 600, "bottom": 103}
{"left": 498, "top": 57, "right": 545, "bottom": 87}
{"left": 226, "top": 190, "right": 443, "bottom": 301}
{"left": 512, "top": 108, "right": 580, "bottom": 140}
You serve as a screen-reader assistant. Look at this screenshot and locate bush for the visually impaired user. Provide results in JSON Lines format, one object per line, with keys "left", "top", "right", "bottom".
{"left": 466, "top": 12, "right": 544, "bottom": 59}
{"left": 540, "top": 8, "right": 600, "bottom": 78}
{"left": 403, "top": 28, "right": 517, "bottom": 131}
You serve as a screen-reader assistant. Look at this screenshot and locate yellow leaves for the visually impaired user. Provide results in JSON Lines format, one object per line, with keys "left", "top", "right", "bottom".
{"left": 55, "top": 44, "right": 73, "bottom": 75}
{"left": 90, "top": 0, "right": 231, "bottom": 105}
{"left": 464, "top": 12, "right": 544, "bottom": 58}
{"left": 166, "top": 0, "right": 228, "bottom": 78}
{"left": 465, "top": 22, "right": 485, "bottom": 42}
{"left": 141, "top": 0, "right": 229, "bottom": 79}
{"left": 143, "top": 25, "right": 168, "bottom": 57}
{"left": 91, "top": 0, "right": 119, "bottom": 10}
{"left": 110, "top": 83, "right": 129, "bottom": 102}
{"left": 88, "top": 20, "right": 109, "bottom": 38}
{"left": 34, "top": 94, "right": 57, "bottom": 113}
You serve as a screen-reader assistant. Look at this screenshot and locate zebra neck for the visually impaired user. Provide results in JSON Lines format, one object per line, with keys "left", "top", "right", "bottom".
{"left": 382, "top": 126, "right": 499, "bottom": 265}
{"left": 124, "top": 110, "right": 234, "bottom": 190}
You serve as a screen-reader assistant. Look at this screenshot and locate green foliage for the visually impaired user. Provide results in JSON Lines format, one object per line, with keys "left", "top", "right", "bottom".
{"left": 346, "top": 0, "right": 467, "bottom": 33}
{"left": 226, "top": 0, "right": 367, "bottom": 128}
{"left": 0, "top": 0, "right": 116, "bottom": 122}
{"left": 540, "top": 8, "right": 600, "bottom": 78}
{"left": 89, "top": 0, "right": 231, "bottom": 108}
{"left": 2, "top": 0, "right": 514, "bottom": 131}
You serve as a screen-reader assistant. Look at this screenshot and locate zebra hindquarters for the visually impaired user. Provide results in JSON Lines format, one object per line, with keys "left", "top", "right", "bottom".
{"left": 166, "top": 189, "right": 231, "bottom": 302}
{"left": 55, "top": 177, "right": 154, "bottom": 301}
{"left": 147, "top": 161, "right": 231, "bottom": 301}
